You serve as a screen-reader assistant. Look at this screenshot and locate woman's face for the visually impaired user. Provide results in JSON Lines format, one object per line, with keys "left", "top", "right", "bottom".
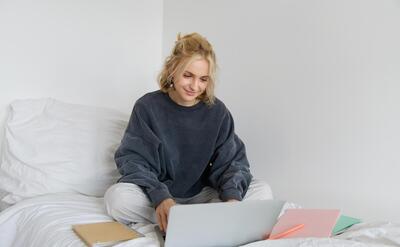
{"left": 169, "top": 58, "right": 210, "bottom": 107}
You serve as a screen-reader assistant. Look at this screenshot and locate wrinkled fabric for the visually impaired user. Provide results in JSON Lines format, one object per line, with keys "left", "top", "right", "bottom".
{"left": 0, "top": 194, "right": 399, "bottom": 247}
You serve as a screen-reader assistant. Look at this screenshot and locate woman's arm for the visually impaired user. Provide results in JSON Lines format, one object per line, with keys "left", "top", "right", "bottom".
{"left": 115, "top": 105, "right": 172, "bottom": 207}
{"left": 207, "top": 110, "right": 253, "bottom": 201}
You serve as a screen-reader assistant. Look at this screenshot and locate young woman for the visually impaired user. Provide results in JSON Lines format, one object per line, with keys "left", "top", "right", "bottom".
{"left": 105, "top": 33, "right": 272, "bottom": 232}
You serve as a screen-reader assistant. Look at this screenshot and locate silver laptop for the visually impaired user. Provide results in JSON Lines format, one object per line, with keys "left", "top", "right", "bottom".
{"left": 164, "top": 199, "right": 285, "bottom": 247}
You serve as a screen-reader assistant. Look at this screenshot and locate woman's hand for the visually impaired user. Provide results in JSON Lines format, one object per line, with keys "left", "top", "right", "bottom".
{"left": 155, "top": 198, "right": 176, "bottom": 232}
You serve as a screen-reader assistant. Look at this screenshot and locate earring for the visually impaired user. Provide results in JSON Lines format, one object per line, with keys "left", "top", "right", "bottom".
{"left": 167, "top": 79, "right": 174, "bottom": 88}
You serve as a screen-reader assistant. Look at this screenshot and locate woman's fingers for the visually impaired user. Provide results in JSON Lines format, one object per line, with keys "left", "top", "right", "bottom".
{"left": 157, "top": 211, "right": 164, "bottom": 232}
{"left": 160, "top": 209, "right": 167, "bottom": 231}
{"left": 155, "top": 198, "right": 176, "bottom": 232}
{"left": 157, "top": 207, "right": 167, "bottom": 232}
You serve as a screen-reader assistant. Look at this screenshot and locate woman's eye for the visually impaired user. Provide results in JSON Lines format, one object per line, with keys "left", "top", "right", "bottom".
{"left": 201, "top": 78, "right": 208, "bottom": 82}
{"left": 183, "top": 74, "right": 191, "bottom": 78}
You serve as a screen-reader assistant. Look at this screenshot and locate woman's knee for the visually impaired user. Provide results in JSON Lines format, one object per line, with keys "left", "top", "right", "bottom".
{"left": 104, "top": 182, "right": 152, "bottom": 221}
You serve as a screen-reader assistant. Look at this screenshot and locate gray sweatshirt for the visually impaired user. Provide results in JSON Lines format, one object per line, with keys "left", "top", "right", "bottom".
{"left": 115, "top": 90, "right": 252, "bottom": 207}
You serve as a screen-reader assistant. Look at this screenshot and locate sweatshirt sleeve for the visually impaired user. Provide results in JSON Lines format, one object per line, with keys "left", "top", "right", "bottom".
{"left": 208, "top": 110, "right": 253, "bottom": 201}
{"left": 114, "top": 104, "right": 171, "bottom": 207}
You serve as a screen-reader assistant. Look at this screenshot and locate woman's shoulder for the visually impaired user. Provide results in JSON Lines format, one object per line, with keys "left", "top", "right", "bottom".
{"left": 210, "top": 97, "right": 230, "bottom": 115}
{"left": 133, "top": 90, "right": 166, "bottom": 110}
{"left": 128, "top": 90, "right": 164, "bottom": 117}
{"left": 136, "top": 90, "right": 163, "bottom": 104}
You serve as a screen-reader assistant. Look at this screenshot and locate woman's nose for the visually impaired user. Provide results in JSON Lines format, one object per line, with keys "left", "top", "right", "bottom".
{"left": 190, "top": 78, "right": 200, "bottom": 89}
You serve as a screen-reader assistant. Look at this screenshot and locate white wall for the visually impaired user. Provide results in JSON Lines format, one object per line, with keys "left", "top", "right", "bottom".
{"left": 163, "top": 0, "right": 400, "bottom": 222}
{"left": 0, "top": 0, "right": 163, "bottom": 153}
{"left": 1, "top": 0, "right": 399, "bottom": 223}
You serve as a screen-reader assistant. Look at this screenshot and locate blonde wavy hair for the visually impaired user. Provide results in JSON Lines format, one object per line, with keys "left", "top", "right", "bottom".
{"left": 158, "top": 32, "right": 217, "bottom": 105}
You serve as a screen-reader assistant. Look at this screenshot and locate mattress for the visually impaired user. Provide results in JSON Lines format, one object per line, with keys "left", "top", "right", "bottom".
{"left": 0, "top": 193, "right": 399, "bottom": 247}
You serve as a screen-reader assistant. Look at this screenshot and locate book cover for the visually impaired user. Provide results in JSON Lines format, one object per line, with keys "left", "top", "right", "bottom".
{"left": 269, "top": 208, "right": 341, "bottom": 239}
{"left": 332, "top": 215, "right": 362, "bottom": 235}
{"left": 72, "top": 221, "right": 144, "bottom": 247}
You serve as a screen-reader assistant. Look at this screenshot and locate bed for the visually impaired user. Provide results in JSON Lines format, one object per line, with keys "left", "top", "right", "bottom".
{"left": 0, "top": 98, "right": 399, "bottom": 247}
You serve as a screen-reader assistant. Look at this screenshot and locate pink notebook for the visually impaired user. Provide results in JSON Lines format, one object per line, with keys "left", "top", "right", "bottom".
{"left": 269, "top": 209, "right": 340, "bottom": 239}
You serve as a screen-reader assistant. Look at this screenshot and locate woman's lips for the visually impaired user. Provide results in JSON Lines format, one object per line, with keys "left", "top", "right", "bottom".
{"left": 184, "top": 89, "right": 196, "bottom": 96}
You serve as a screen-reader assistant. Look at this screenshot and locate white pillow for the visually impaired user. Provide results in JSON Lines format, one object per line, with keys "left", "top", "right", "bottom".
{"left": 0, "top": 98, "right": 128, "bottom": 204}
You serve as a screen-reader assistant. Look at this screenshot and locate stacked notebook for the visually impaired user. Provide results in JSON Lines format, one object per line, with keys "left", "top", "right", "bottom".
{"left": 268, "top": 208, "right": 361, "bottom": 240}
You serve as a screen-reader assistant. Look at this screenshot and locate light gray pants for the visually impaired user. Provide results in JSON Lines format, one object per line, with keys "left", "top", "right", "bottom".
{"left": 104, "top": 179, "right": 273, "bottom": 225}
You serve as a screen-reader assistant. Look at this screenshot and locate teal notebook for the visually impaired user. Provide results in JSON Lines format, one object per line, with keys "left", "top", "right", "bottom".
{"left": 332, "top": 215, "right": 361, "bottom": 235}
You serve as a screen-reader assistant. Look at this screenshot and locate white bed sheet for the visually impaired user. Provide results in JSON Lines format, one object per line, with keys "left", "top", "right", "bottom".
{"left": 0, "top": 193, "right": 162, "bottom": 247}
{"left": 0, "top": 193, "right": 399, "bottom": 247}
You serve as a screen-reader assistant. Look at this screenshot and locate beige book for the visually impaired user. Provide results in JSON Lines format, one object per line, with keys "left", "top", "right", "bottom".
{"left": 72, "top": 221, "right": 144, "bottom": 247}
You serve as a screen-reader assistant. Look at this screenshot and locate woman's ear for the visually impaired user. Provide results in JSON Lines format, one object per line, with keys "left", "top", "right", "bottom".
{"left": 167, "top": 77, "right": 174, "bottom": 88}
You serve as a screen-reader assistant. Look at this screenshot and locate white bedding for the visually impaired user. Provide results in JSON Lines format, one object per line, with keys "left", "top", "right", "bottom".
{"left": 0, "top": 193, "right": 162, "bottom": 247}
{"left": 0, "top": 193, "right": 399, "bottom": 247}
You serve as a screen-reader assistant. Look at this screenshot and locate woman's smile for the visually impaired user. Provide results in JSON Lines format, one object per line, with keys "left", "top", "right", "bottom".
{"left": 184, "top": 88, "right": 196, "bottom": 96}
